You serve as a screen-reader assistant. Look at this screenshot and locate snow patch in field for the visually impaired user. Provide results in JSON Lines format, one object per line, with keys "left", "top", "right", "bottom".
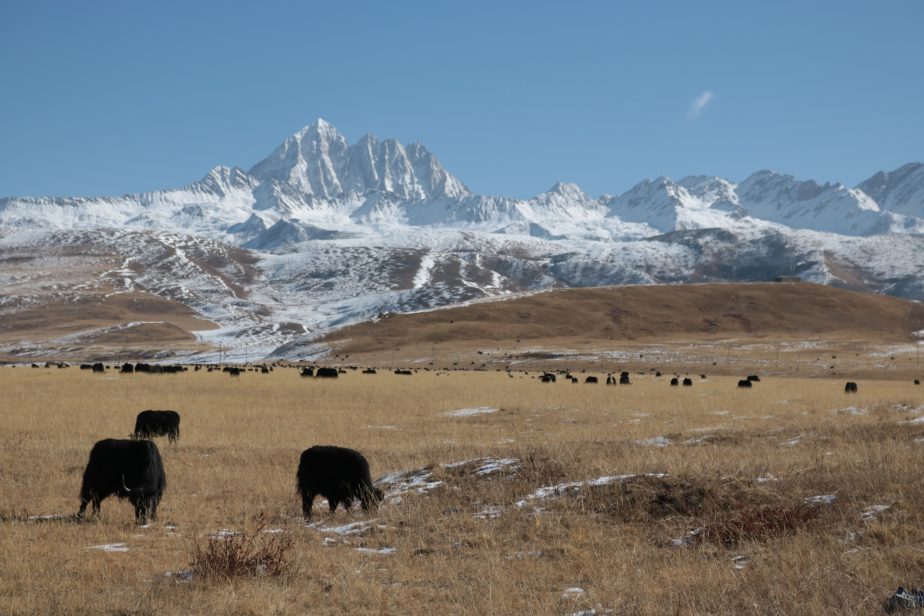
{"left": 804, "top": 494, "right": 837, "bottom": 506}
{"left": 672, "top": 527, "right": 703, "bottom": 546}
{"left": 562, "top": 587, "right": 586, "bottom": 598}
{"left": 88, "top": 543, "right": 129, "bottom": 552}
{"left": 442, "top": 406, "right": 499, "bottom": 417}
{"left": 860, "top": 504, "right": 891, "bottom": 520}
{"left": 27, "top": 514, "right": 70, "bottom": 522}
{"left": 834, "top": 406, "right": 868, "bottom": 415}
{"left": 165, "top": 569, "right": 193, "bottom": 582}
{"left": 375, "top": 468, "right": 445, "bottom": 502}
{"left": 473, "top": 506, "right": 504, "bottom": 520}
{"left": 207, "top": 529, "right": 241, "bottom": 539}
{"left": 309, "top": 519, "right": 389, "bottom": 536}
{"left": 515, "top": 473, "right": 668, "bottom": 508}
{"left": 732, "top": 555, "right": 750, "bottom": 570}
{"left": 636, "top": 436, "right": 671, "bottom": 447}
{"left": 355, "top": 546, "right": 396, "bottom": 556}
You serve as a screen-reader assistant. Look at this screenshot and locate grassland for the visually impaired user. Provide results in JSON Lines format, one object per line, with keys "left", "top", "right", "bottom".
{"left": 2, "top": 365, "right": 924, "bottom": 615}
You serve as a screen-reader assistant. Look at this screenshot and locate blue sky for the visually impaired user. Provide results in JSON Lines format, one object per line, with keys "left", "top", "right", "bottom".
{"left": 1, "top": 1, "right": 922, "bottom": 199}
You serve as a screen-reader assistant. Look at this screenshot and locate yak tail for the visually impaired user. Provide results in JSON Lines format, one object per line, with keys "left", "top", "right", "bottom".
{"left": 121, "top": 475, "right": 133, "bottom": 493}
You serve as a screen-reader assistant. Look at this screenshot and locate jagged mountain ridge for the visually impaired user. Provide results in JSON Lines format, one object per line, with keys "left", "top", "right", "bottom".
{"left": 2, "top": 118, "right": 924, "bottom": 360}
{"left": 2, "top": 118, "right": 923, "bottom": 242}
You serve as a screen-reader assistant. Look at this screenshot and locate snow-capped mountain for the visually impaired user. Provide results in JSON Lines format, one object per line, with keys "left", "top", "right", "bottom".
{"left": 2, "top": 118, "right": 924, "bottom": 360}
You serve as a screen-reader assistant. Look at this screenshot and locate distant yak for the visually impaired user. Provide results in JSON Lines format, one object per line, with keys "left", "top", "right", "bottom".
{"left": 670, "top": 377, "right": 679, "bottom": 386}
{"left": 296, "top": 445, "right": 383, "bottom": 521}
{"left": 844, "top": 381, "right": 858, "bottom": 394}
{"left": 316, "top": 367, "right": 339, "bottom": 378}
{"left": 78, "top": 439, "right": 166, "bottom": 524}
{"left": 133, "top": 410, "right": 180, "bottom": 443}
{"left": 682, "top": 378, "right": 693, "bottom": 387}
{"left": 737, "top": 379, "right": 753, "bottom": 389}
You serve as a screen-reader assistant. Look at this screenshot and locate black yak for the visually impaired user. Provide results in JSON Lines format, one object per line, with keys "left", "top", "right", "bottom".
{"left": 737, "top": 379, "right": 752, "bottom": 388}
{"left": 844, "top": 381, "right": 858, "bottom": 394}
{"left": 670, "top": 377, "right": 679, "bottom": 386}
{"left": 133, "top": 410, "right": 181, "bottom": 443}
{"left": 585, "top": 376, "right": 598, "bottom": 384}
{"left": 296, "top": 446, "right": 383, "bottom": 520}
{"left": 316, "top": 367, "right": 339, "bottom": 378}
{"left": 77, "top": 439, "right": 166, "bottom": 524}
{"left": 682, "top": 378, "right": 693, "bottom": 386}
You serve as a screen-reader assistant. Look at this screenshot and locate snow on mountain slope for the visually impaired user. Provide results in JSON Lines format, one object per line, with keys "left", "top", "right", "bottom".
{"left": 248, "top": 118, "right": 469, "bottom": 200}
{"left": 735, "top": 170, "right": 891, "bottom": 236}
{"left": 857, "top": 162, "right": 924, "bottom": 218}
{"left": 2, "top": 118, "right": 924, "bottom": 360}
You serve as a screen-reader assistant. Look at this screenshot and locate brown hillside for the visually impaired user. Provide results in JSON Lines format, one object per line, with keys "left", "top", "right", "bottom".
{"left": 319, "top": 283, "right": 924, "bottom": 375}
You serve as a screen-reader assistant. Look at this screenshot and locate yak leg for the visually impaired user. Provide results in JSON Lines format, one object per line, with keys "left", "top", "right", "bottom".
{"left": 328, "top": 497, "right": 340, "bottom": 514}
{"left": 301, "top": 491, "right": 316, "bottom": 521}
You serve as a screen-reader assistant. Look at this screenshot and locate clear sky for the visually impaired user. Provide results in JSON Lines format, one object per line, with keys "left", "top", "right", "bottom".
{"left": 1, "top": 0, "right": 922, "bottom": 199}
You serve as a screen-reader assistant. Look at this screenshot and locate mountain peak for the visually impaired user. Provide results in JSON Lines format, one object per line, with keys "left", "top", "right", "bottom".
{"left": 545, "top": 182, "right": 589, "bottom": 201}
{"left": 249, "top": 120, "right": 469, "bottom": 201}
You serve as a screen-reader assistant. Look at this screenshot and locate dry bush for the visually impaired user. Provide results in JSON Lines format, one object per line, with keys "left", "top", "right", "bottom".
{"left": 701, "top": 503, "right": 821, "bottom": 546}
{"left": 189, "top": 515, "right": 295, "bottom": 580}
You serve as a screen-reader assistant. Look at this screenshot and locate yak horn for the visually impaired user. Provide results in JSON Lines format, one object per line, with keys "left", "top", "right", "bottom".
{"left": 121, "top": 475, "right": 133, "bottom": 493}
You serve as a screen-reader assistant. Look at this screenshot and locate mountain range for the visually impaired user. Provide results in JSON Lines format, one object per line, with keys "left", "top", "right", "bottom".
{"left": 2, "top": 119, "right": 923, "bottom": 360}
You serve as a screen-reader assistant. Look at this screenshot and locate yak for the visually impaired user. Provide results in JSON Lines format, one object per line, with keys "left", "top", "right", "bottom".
{"left": 844, "top": 381, "right": 858, "bottom": 394}
{"left": 682, "top": 378, "right": 693, "bottom": 387}
{"left": 737, "top": 379, "right": 753, "bottom": 388}
{"left": 316, "top": 367, "right": 339, "bottom": 378}
{"left": 77, "top": 439, "right": 166, "bottom": 524}
{"left": 296, "top": 445, "right": 383, "bottom": 521}
{"left": 670, "top": 377, "right": 679, "bottom": 386}
{"left": 133, "top": 410, "right": 181, "bottom": 443}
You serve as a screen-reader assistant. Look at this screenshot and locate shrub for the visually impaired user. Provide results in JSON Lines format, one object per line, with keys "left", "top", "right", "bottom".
{"left": 190, "top": 515, "right": 295, "bottom": 579}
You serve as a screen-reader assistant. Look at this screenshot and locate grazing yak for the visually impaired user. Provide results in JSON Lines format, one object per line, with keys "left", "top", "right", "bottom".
{"left": 78, "top": 439, "right": 166, "bottom": 524}
{"left": 585, "top": 376, "right": 598, "bottom": 384}
{"left": 362, "top": 368, "right": 377, "bottom": 374}
{"left": 300, "top": 367, "right": 315, "bottom": 377}
{"left": 670, "top": 377, "right": 679, "bottom": 386}
{"left": 737, "top": 379, "right": 753, "bottom": 388}
{"left": 682, "top": 378, "right": 693, "bottom": 387}
{"left": 316, "top": 367, "right": 339, "bottom": 378}
{"left": 296, "top": 446, "right": 383, "bottom": 520}
{"left": 844, "top": 381, "right": 858, "bottom": 394}
{"left": 746, "top": 375, "right": 761, "bottom": 382}
{"left": 133, "top": 410, "right": 181, "bottom": 443}
{"left": 619, "top": 371, "right": 631, "bottom": 385}
{"left": 540, "top": 373, "right": 556, "bottom": 383}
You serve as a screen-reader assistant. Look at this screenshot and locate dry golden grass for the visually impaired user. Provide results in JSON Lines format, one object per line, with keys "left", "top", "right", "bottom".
{"left": 2, "top": 366, "right": 924, "bottom": 614}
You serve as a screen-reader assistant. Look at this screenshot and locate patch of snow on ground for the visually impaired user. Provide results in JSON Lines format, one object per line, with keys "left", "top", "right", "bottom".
{"left": 756, "top": 474, "right": 781, "bottom": 483}
{"left": 473, "top": 506, "right": 504, "bottom": 519}
{"left": 309, "top": 520, "right": 380, "bottom": 536}
{"left": 355, "top": 546, "right": 396, "bottom": 555}
{"left": 208, "top": 529, "right": 241, "bottom": 539}
{"left": 27, "top": 514, "right": 70, "bottom": 522}
{"left": 672, "top": 528, "right": 703, "bottom": 546}
{"left": 515, "top": 473, "right": 669, "bottom": 508}
{"left": 636, "top": 436, "right": 671, "bottom": 447}
{"left": 804, "top": 494, "right": 837, "bottom": 505}
{"left": 834, "top": 406, "right": 868, "bottom": 415}
{"left": 88, "top": 543, "right": 129, "bottom": 552}
{"left": 732, "top": 555, "right": 750, "bottom": 570}
{"left": 442, "top": 406, "right": 499, "bottom": 417}
{"left": 860, "top": 504, "right": 891, "bottom": 520}
{"left": 783, "top": 437, "right": 802, "bottom": 447}
{"left": 375, "top": 468, "right": 445, "bottom": 502}
{"left": 165, "top": 570, "right": 193, "bottom": 582}
{"left": 562, "top": 587, "right": 586, "bottom": 598}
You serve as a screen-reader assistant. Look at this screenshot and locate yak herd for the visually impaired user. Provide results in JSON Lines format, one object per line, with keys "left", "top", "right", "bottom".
{"left": 56, "top": 362, "right": 888, "bottom": 524}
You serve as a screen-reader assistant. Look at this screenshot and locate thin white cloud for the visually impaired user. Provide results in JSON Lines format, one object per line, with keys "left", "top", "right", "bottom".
{"left": 686, "top": 91, "right": 715, "bottom": 119}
